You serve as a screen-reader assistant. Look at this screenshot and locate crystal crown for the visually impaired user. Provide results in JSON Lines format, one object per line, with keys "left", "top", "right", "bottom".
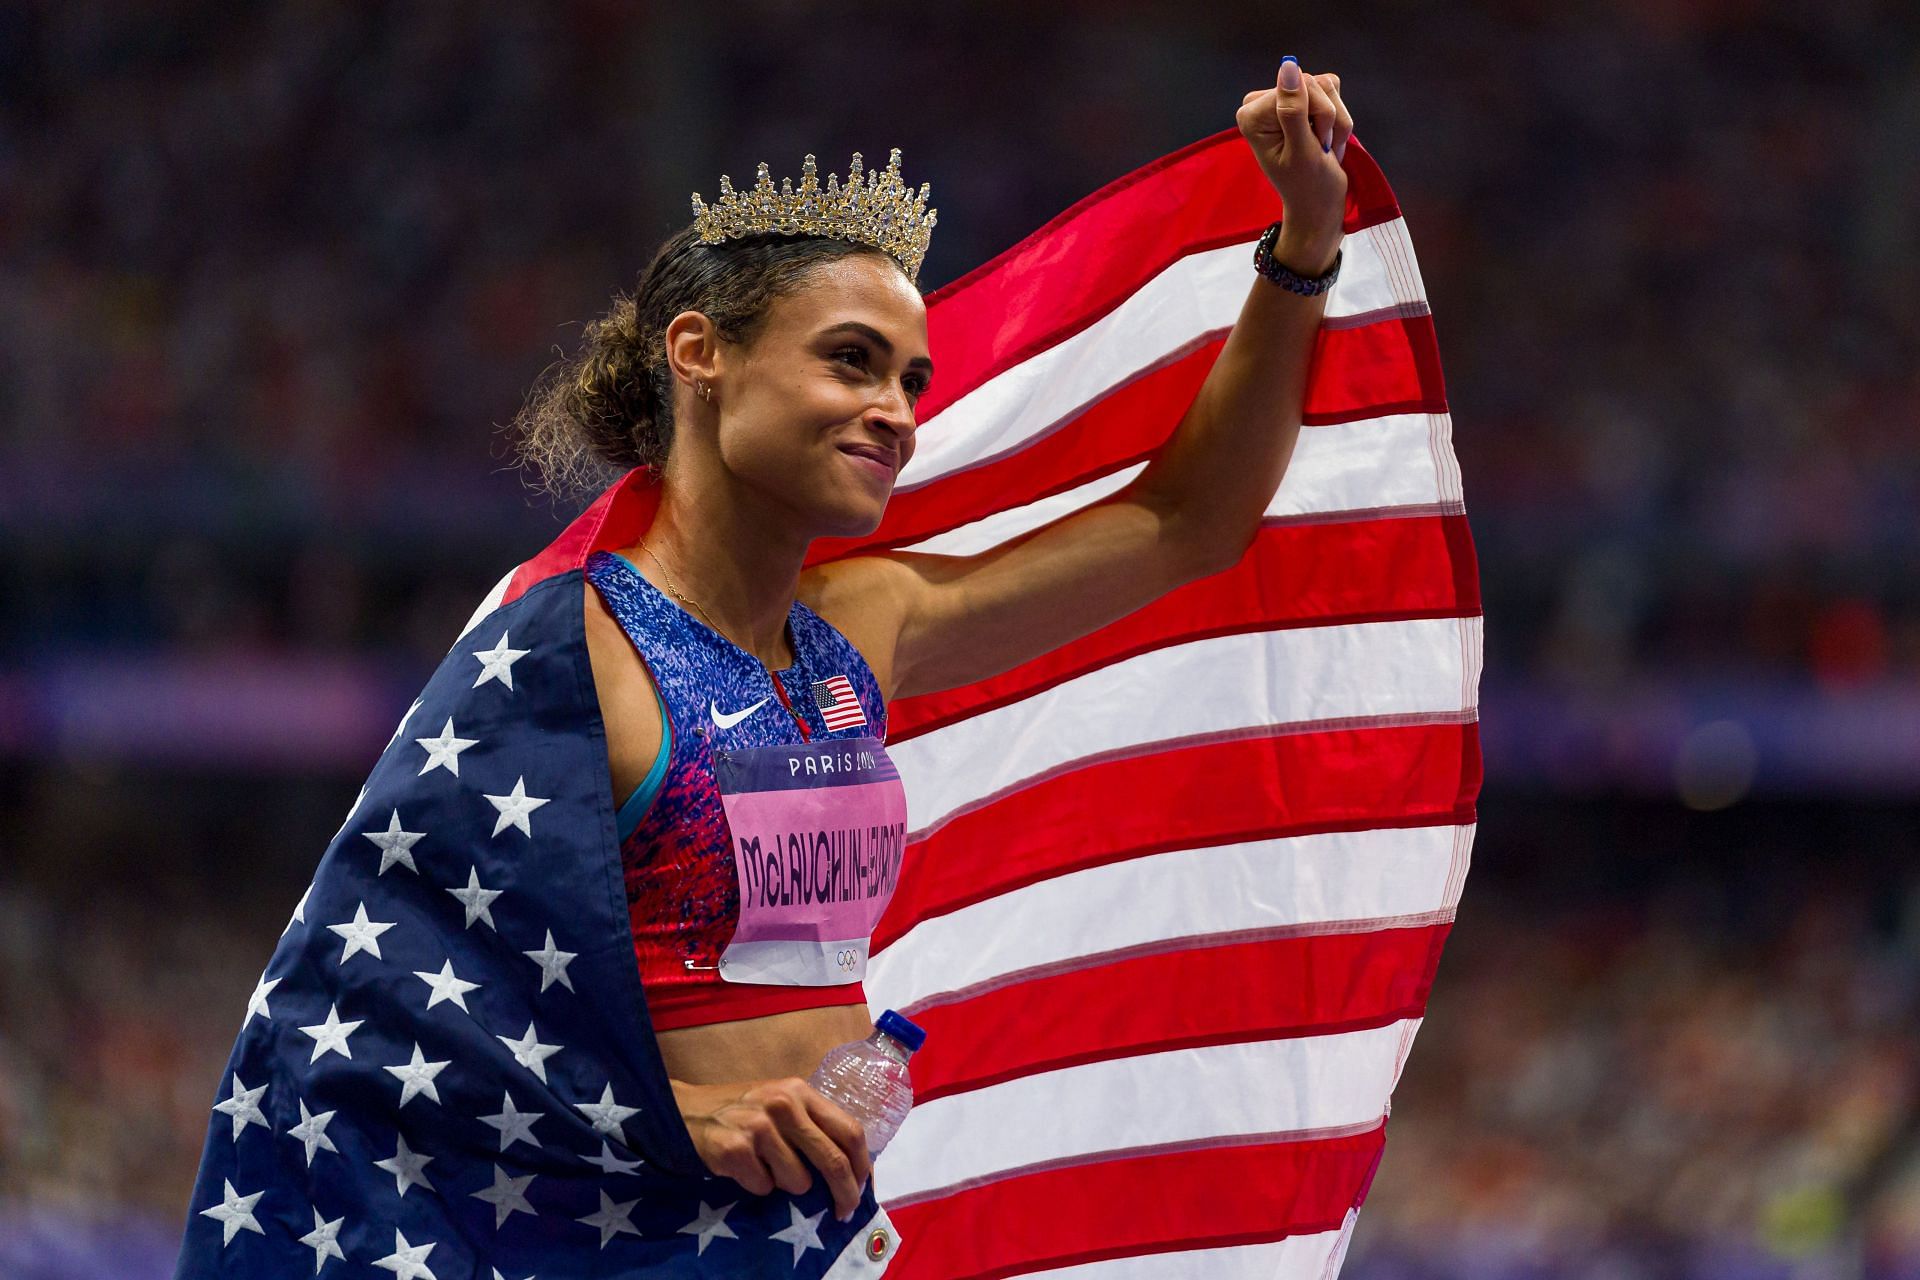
{"left": 690, "top": 148, "right": 937, "bottom": 283}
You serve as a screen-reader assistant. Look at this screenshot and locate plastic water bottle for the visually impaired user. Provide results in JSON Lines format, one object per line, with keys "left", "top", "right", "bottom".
{"left": 806, "top": 1009, "right": 925, "bottom": 1157}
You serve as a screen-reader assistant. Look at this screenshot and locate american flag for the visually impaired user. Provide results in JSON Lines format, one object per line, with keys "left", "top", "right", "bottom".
{"left": 822, "top": 128, "right": 1479, "bottom": 1277}
{"left": 813, "top": 675, "right": 870, "bottom": 732}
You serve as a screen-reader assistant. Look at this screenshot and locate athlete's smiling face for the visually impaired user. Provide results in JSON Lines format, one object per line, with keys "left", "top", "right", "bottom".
{"left": 671, "top": 252, "right": 933, "bottom": 539}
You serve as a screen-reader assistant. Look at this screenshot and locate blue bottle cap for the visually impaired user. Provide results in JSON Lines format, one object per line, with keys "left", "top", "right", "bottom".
{"left": 874, "top": 1009, "right": 926, "bottom": 1053}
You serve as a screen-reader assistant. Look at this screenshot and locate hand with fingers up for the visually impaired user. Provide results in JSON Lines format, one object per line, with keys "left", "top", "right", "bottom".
{"left": 1236, "top": 56, "right": 1352, "bottom": 277}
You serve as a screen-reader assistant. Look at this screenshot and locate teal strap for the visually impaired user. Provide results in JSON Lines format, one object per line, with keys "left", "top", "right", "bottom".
{"left": 616, "top": 676, "right": 671, "bottom": 840}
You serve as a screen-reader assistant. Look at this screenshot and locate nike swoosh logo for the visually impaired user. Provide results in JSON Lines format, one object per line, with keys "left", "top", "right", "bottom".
{"left": 709, "top": 697, "right": 772, "bottom": 730}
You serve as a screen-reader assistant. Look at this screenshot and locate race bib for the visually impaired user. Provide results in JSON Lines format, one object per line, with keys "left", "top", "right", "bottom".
{"left": 709, "top": 736, "right": 908, "bottom": 985}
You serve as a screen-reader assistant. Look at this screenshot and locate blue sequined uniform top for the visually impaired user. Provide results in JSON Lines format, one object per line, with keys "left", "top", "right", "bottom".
{"left": 584, "top": 550, "right": 893, "bottom": 1030}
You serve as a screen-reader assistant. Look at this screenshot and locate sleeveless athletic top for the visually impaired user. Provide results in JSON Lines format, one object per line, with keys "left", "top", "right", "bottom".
{"left": 585, "top": 550, "right": 909, "bottom": 1031}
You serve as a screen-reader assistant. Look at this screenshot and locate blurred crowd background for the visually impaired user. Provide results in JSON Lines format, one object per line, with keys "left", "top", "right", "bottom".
{"left": 1, "top": 1, "right": 1915, "bottom": 1277}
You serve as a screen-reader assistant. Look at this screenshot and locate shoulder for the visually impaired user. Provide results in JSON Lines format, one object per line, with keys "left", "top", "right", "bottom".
{"left": 582, "top": 573, "right": 633, "bottom": 665}
{"left": 582, "top": 574, "right": 666, "bottom": 790}
{"left": 796, "top": 554, "right": 920, "bottom": 705}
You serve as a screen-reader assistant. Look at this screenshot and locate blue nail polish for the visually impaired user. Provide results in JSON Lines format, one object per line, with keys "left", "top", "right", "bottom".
{"left": 1323, "top": 141, "right": 1331, "bottom": 152}
{"left": 1281, "top": 55, "right": 1297, "bottom": 66}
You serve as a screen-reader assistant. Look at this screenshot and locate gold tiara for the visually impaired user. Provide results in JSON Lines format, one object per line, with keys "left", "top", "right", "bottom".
{"left": 689, "top": 148, "right": 937, "bottom": 283}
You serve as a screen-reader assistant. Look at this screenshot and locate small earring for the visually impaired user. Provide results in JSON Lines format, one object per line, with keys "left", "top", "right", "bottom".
{"left": 697, "top": 381, "right": 712, "bottom": 403}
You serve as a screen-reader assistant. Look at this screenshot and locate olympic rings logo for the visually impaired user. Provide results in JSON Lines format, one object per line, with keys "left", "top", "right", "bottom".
{"left": 836, "top": 948, "right": 861, "bottom": 971}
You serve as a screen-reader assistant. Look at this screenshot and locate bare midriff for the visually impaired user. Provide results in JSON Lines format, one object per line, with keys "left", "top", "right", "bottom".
{"left": 655, "top": 1002, "right": 877, "bottom": 1085}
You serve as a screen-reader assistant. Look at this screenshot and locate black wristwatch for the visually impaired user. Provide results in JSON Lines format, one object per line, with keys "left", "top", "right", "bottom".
{"left": 1252, "top": 221, "right": 1342, "bottom": 296}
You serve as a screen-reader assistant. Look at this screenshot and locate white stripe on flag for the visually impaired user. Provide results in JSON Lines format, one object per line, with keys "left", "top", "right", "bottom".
{"left": 874, "top": 1020, "right": 1421, "bottom": 1203}
{"left": 891, "top": 616, "right": 1483, "bottom": 834}
{"left": 864, "top": 823, "right": 1474, "bottom": 1012}
{"left": 896, "top": 411, "right": 1460, "bottom": 559}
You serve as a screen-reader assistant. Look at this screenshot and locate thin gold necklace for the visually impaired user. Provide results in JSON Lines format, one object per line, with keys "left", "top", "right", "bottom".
{"left": 637, "top": 541, "right": 801, "bottom": 714}
{"left": 637, "top": 539, "right": 727, "bottom": 643}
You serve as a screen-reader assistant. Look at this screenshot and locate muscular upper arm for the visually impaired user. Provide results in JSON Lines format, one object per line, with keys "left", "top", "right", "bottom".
{"left": 583, "top": 580, "right": 666, "bottom": 804}
{"left": 798, "top": 483, "right": 1226, "bottom": 703}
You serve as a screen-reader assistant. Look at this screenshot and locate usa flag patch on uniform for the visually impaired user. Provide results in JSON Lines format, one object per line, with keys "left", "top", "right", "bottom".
{"left": 810, "top": 674, "right": 867, "bottom": 731}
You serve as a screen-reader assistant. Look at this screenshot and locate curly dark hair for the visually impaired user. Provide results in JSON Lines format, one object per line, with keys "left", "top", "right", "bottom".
{"left": 505, "top": 224, "right": 907, "bottom": 503}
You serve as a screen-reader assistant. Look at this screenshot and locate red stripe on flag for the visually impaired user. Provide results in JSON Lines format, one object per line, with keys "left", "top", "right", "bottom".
{"left": 889, "top": 514, "right": 1481, "bottom": 741}
{"left": 904, "top": 922, "right": 1452, "bottom": 1104}
{"left": 1302, "top": 311, "right": 1448, "bottom": 425}
{"left": 884, "top": 1121, "right": 1387, "bottom": 1280}
{"left": 873, "top": 720, "right": 1481, "bottom": 953}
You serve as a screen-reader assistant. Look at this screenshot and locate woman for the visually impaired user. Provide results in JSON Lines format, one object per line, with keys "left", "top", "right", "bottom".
{"left": 524, "top": 56, "right": 1352, "bottom": 1228}
{"left": 173, "top": 56, "right": 1354, "bottom": 1279}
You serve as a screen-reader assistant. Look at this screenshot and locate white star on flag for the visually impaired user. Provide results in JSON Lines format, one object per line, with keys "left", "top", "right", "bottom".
{"left": 371, "top": 1228, "right": 438, "bottom": 1279}
{"left": 199, "top": 1178, "right": 265, "bottom": 1247}
{"left": 415, "top": 717, "right": 479, "bottom": 777}
{"left": 523, "top": 929, "right": 577, "bottom": 993}
{"left": 329, "top": 781, "right": 370, "bottom": 847}
{"left": 678, "top": 1200, "right": 739, "bottom": 1255}
{"left": 768, "top": 1202, "right": 829, "bottom": 1265}
{"left": 384, "top": 1042, "right": 452, "bottom": 1108}
{"left": 576, "top": 1190, "right": 641, "bottom": 1249}
{"left": 298, "top": 1206, "right": 346, "bottom": 1271}
{"left": 497, "top": 1022, "right": 561, "bottom": 1083}
{"left": 212, "top": 1074, "right": 269, "bottom": 1140}
{"left": 287, "top": 1099, "right": 339, "bottom": 1167}
{"left": 298, "top": 1003, "right": 363, "bottom": 1062}
{"left": 243, "top": 974, "right": 279, "bottom": 1026}
{"left": 384, "top": 697, "right": 425, "bottom": 754}
{"left": 414, "top": 959, "right": 481, "bottom": 1012}
{"left": 373, "top": 1133, "right": 436, "bottom": 1197}
{"left": 471, "top": 631, "right": 530, "bottom": 690}
{"left": 478, "top": 1091, "right": 544, "bottom": 1151}
{"left": 327, "top": 901, "right": 396, "bottom": 965}
{"left": 580, "top": 1140, "right": 641, "bottom": 1175}
{"left": 471, "top": 1165, "right": 537, "bottom": 1228}
{"left": 483, "top": 776, "right": 549, "bottom": 838}
{"left": 446, "top": 866, "right": 502, "bottom": 930}
{"left": 363, "top": 809, "right": 427, "bottom": 875}
{"left": 573, "top": 1083, "right": 639, "bottom": 1141}
{"left": 282, "top": 884, "right": 311, "bottom": 936}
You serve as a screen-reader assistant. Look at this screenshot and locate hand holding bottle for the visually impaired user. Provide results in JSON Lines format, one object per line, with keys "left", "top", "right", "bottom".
{"left": 671, "top": 1076, "right": 873, "bottom": 1222}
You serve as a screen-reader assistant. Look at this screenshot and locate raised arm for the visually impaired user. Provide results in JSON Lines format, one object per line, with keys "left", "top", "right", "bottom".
{"left": 807, "top": 60, "right": 1354, "bottom": 703}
